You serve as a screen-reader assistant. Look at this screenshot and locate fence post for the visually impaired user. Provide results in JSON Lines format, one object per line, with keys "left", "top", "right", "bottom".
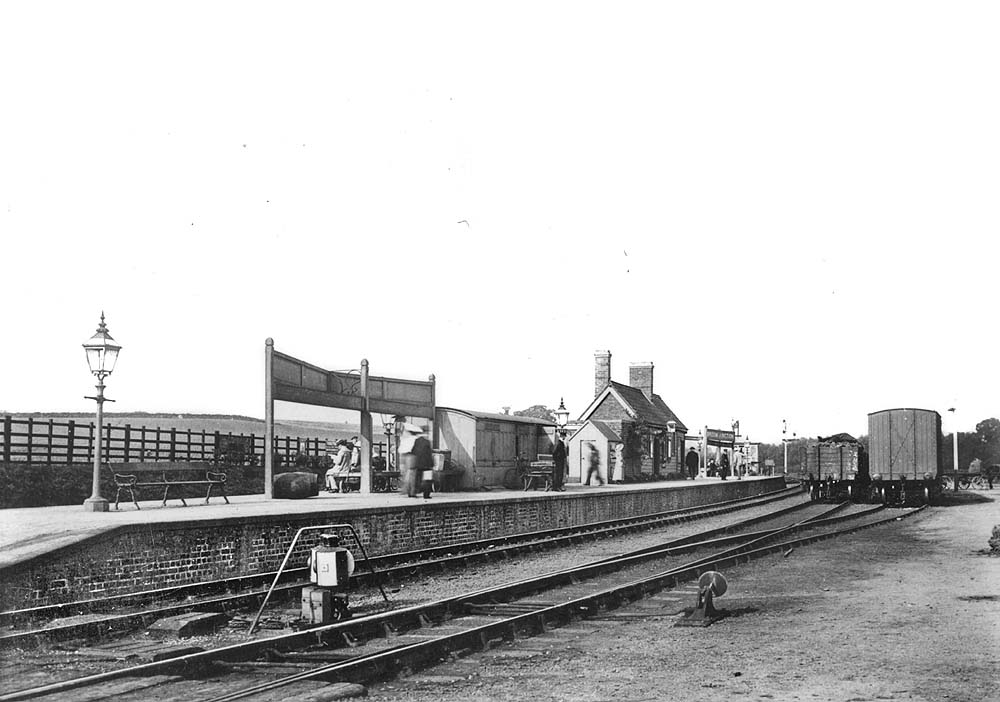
{"left": 2, "top": 415, "right": 10, "bottom": 464}
{"left": 67, "top": 420, "right": 76, "bottom": 464}
{"left": 139, "top": 426, "right": 146, "bottom": 459}
{"left": 124, "top": 424, "right": 132, "bottom": 462}
{"left": 27, "top": 417, "right": 34, "bottom": 466}
{"left": 87, "top": 422, "right": 94, "bottom": 464}
{"left": 46, "top": 419, "right": 53, "bottom": 465}
{"left": 169, "top": 428, "right": 176, "bottom": 461}
{"left": 105, "top": 423, "right": 112, "bottom": 464}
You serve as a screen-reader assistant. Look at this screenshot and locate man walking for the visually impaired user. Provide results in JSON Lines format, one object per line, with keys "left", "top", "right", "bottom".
{"left": 551, "top": 431, "right": 568, "bottom": 491}
{"left": 685, "top": 447, "right": 700, "bottom": 480}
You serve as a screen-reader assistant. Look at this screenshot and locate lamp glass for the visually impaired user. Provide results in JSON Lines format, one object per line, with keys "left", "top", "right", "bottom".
{"left": 83, "top": 322, "right": 121, "bottom": 376}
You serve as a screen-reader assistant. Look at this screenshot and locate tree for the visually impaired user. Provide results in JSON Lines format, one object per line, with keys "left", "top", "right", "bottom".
{"left": 975, "top": 418, "right": 1000, "bottom": 464}
{"left": 513, "top": 405, "right": 555, "bottom": 422}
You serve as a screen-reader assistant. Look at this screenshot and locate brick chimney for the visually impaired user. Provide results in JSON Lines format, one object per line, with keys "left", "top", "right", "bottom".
{"left": 629, "top": 362, "right": 654, "bottom": 398}
{"left": 594, "top": 350, "right": 611, "bottom": 397}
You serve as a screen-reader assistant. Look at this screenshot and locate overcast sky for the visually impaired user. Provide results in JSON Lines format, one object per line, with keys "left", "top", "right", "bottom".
{"left": 2, "top": 2, "right": 997, "bottom": 442}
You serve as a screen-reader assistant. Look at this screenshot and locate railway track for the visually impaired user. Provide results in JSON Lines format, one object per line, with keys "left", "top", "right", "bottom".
{"left": 0, "top": 500, "right": 923, "bottom": 701}
{"left": 0, "top": 486, "right": 803, "bottom": 648}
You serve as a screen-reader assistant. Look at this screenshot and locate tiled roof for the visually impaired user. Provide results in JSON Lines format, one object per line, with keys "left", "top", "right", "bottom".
{"left": 608, "top": 381, "right": 687, "bottom": 431}
{"left": 590, "top": 420, "right": 622, "bottom": 442}
{"left": 649, "top": 395, "right": 688, "bottom": 432}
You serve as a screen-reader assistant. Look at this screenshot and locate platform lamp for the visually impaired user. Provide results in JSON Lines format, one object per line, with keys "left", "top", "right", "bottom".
{"left": 554, "top": 398, "right": 570, "bottom": 431}
{"left": 82, "top": 313, "right": 121, "bottom": 512}
{"left": 383, "top": 421, "right": 395, "bottom": 470}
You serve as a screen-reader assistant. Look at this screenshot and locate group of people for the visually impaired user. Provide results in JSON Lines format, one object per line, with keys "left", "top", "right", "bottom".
{"left": 324, "top": 426, "right": 435, "bottom": 498}
{"left": 324, "top": 436, "right": 361, "bottom": 492}
{"left": 684, "top": 446, "right": 737, "bottom": 480}
{"left": 550, "top": 432, "right": 606, "bottom": 489}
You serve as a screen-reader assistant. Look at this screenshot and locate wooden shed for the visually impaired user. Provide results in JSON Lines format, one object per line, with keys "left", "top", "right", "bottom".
{"left": 434, "top": 408, "right": 556, "bottom": 489}
{"left": 568, "top": 420, "right": 624, "bottom": 484}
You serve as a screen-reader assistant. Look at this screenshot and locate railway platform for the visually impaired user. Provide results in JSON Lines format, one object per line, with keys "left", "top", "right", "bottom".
{"left": 0, "top": 475, "right": 785, "bottom": 610}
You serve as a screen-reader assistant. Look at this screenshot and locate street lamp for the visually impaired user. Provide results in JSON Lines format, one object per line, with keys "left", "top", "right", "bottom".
{"left": 82, "top": 313, "right": 121, "bottom": 512}
{"left": 554, "top": 398, "right": 570, "bottom": 430}
{"left": 383, "top": 422, "right": 395, "bottom": 470}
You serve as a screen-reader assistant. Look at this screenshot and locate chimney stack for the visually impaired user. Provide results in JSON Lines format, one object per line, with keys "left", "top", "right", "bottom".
{"left": 629, "top": 362, "right": 654, "bottom": 398}
{"left": 594, "top": 350, "right": 611, "bottom": 397}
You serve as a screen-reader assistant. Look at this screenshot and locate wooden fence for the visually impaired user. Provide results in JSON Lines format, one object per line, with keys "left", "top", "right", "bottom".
{"left": 0, "top": 415, "right": 341, "bottom": 466}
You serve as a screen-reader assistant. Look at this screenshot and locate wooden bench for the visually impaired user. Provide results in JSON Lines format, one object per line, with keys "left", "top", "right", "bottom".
{"left": 525, "top": 453, "right": 555, "bottom": 491}
{"left": 109, "top": 462, "right": 229, "bottom": 510}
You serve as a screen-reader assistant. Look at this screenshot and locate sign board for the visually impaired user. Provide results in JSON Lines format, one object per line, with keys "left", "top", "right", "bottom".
{"left": 271, "top": 351, "right": 434, "bottom": 418}
{"left": 705, "top": 428, "right": 736, "bottom": 446}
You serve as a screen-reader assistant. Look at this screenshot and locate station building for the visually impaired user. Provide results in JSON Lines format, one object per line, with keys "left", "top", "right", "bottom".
{"left": 569, "top": 351, "right": 688, "bottom": 483}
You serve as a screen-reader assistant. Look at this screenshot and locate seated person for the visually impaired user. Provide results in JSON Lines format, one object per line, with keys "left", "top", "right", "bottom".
{"left": 325, "top": 439, "right": 353, "bottom": 492}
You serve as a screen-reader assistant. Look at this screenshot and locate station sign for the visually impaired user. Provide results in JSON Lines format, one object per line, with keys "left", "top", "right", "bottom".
{"left": 705, "top": 428, "right": 736, "bottom": 446}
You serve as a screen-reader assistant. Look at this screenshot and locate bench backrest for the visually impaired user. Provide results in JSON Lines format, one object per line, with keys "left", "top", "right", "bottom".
{"left": 537, "top": 453, "right": 553, "bottom": 462}
{"left": 112, "top": 462, "right": 215, "bottom": 474}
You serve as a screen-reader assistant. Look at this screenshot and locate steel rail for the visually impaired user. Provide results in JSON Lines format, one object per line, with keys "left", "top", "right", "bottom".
{"left": 0, "top": 497, "right": 853, "bottom": 702}
{"left": 202, "top": 506, "right": 927, "bottom": 702}
{"left": 0, "top": 485, "right": 799, "bottom": 630}
{"left": 0, "top": 486, "right": 802, "bottom": 645}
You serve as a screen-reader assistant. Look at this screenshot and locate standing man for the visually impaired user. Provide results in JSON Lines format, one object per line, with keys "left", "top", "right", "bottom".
{"left": 551, "top": 431, "right": 568, "bottom": 492}
{"left": 685, "top": 447, "right": 700, "bottom": 480}
{"left": 401, "top": 424, "right": 434, "bottom": 499}
{"left": 719, "top": 450, "right": 731, "bottom": 480}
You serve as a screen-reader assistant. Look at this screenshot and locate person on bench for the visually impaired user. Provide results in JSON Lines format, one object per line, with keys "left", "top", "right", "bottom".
{"left": 326, "top": 439, "right": 352, "bottom": 492}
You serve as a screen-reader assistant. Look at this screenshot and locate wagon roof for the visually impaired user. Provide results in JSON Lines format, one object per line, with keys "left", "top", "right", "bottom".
{"left": 436, "top": 407, "right": 555, "bottom": 426}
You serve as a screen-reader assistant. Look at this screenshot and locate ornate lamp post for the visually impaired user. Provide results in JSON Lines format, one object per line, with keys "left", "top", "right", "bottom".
{"left": 383, "top": 421, "right": 395, "bottom": 470}
{"left": 82, "top": 313, "right": 121, "bottom": 512}
{"left": 554, "top": 398, "right": 570, "bottom": 431}
{"left": 731, "top": 419, "right": 741, "bottom": 478}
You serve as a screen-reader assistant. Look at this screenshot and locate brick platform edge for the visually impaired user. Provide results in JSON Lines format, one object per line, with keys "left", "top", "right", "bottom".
{"left": 0, "top": 478, "right": 784, "bottom": 609}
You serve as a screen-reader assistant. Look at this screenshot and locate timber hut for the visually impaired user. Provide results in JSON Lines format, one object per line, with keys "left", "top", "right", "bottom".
{"left": 434, "top": 408, "right": 557, "bottom": 489}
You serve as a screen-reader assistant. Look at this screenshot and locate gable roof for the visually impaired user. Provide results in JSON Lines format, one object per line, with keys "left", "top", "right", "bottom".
{"left": 577, "top": 381, "right": 688, "bottom": 432}
{"left": 591, "top": 420, "right": 622, "bottom": 441}
{"left": 567, "top": 419, "right": 622, "bottom": 443}
{"left": 649, "top": 394, "right": 688, "bottom": 432}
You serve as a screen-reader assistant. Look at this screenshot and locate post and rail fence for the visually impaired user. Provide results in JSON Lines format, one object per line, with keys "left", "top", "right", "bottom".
{"left": 0, "top": 415, "right": 382, "bottom": 468}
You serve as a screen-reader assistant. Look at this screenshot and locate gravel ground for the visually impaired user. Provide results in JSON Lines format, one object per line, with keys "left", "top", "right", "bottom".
{"left": 7, "top": 491, "right": 996, "bottom": 702}
{"left": 367, "top": 491, "right": 1000, "bottom": 702}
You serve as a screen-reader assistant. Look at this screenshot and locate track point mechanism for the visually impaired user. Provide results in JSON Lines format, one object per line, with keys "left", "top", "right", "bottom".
{"left": 676, "top": 571, "right": 728, "bottom": 627}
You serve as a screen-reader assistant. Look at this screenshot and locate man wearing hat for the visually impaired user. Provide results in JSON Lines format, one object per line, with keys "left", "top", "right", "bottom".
{"left": 685, "top": 446, "right": 700, "bottom": 480}
{"left": 551, "top": 431, "right": 568, "bottom": 492}
{"left": 402, "top": 424, "right": 434, "bottom": 499}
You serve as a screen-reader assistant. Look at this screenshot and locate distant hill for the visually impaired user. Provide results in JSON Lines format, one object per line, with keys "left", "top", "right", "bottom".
{"left": 1, "top": 412, "right": 361, "bottom": 445}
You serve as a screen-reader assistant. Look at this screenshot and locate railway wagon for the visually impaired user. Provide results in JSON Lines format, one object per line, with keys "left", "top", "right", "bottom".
{"left": 805, "top": 434, "right": 869, "bottom": 502}
{"left": 867, "top": 408, "right": 942, "bottom": 505}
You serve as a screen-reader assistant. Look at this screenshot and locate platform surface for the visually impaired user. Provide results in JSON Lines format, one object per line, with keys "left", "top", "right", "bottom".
{"left": 0, "top": 476, "right": 775, "bottom": 571}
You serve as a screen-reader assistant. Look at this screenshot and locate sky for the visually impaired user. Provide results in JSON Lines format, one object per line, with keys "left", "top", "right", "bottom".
{"left": 2, "top": 2, "right": 997, "bottom": 443}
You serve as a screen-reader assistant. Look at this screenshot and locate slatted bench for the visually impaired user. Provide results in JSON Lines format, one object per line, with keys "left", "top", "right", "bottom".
{"left": 109, "top": 462, "right": 229, "bottom": 510}
{"left": 525, "top": 453, "right": 555, "bottom": 491}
